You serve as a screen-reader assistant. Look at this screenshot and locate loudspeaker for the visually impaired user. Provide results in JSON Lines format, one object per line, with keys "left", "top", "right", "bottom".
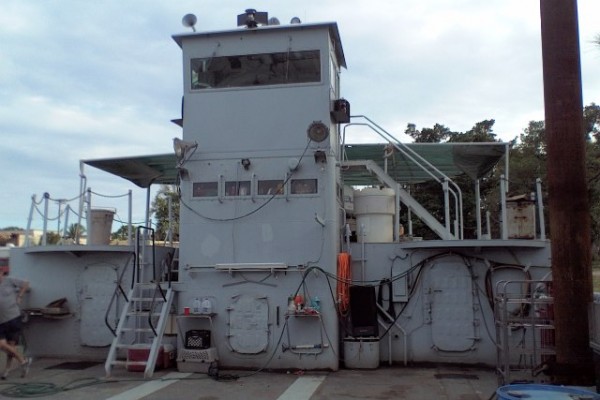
{"left": 349, "top": 285, "right": 379, "bottom": 337}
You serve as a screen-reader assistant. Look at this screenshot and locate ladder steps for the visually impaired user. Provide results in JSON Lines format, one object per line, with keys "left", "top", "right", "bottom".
{"left": 115, "top": 343, "right": 152, "bottom": 350}
{"left": 106, "top": 284, "right": 174, "bottom": 379}
{"left": 131, "top": 297, "right": 166, "bottom": 302}
{"left": 109, "top": 360, "right": 129, "bottom": 367}
{"left": 120, "top": 327, "right": 156, "bottom": 333}
{"left": 127, "top": 311, "right": 162, "bottom": 317}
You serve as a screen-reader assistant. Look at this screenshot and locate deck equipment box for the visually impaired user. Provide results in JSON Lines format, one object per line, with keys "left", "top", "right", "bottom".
{"left": 126, "top": 344, "right": 175, "bottom": 372}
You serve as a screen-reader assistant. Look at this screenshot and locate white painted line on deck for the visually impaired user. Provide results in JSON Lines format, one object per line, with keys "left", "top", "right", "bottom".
{"left": 276, "top": 375, "right": 326, "bottom": 400}
{"left": 105, "top": 372, "right": 192, "bottom": 400}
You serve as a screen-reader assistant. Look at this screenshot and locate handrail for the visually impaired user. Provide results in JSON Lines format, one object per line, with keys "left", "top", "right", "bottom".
{"left": 104, "top": 252, "right": 135, "bottom": 337}
{"left": 135, "top": 225, "right": 170, "bottom": 337}
{"left": 342, "top": 115, "right": 464, "bottom": 239}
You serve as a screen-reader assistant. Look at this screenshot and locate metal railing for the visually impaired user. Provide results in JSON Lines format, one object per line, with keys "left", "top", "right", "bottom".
{"left": 342, "top": 115, "right": 463, "bottom": 239}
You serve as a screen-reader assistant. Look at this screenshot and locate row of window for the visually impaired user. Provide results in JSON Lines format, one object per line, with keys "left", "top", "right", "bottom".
{"left": 192, "top": 179, "right": 318, "bottom": 198}
{"left": 191, "top": 50, "right": 321, "bottom": 90}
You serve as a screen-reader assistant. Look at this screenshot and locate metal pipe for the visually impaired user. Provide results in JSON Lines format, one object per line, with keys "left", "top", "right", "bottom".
{"left": 25, "top": 195, "right": 36, "bottom": 247}
{"left": 42, "top": 192, "right": 50, "bottom": 246}
{"left": 500, "top": 175, "right": 507, "bottom": 240}
{"left": 536, "top": 178, "right": 546, "bottom": 240}
{"left": 475, "top": 180, "right": 482, "bottom": 239}
{"left": 443, "top": 179, "right": 450, "bottom": 233}
{"left": 128, "top": 190, "right": 133, "bottom": 245}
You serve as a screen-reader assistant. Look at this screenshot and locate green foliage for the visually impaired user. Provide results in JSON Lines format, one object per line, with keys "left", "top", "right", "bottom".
{"left": 41, "top": 232, "right": 61, "bottom": 245}
{"left": 151, "top": 185, "right": 180, "bottom": 242}
{"left": 111, "top": 225, "right": 129, "bottom": 241}
{"left": 65, "top": 223, "right": 85, "bottom": 239}
{"left": 405, "top": 120, "right": 501, "bottom": 239}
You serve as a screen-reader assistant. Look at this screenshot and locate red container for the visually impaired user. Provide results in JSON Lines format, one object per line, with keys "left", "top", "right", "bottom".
{"left": 127, "top": 344, "right": 175, "bottom": 372}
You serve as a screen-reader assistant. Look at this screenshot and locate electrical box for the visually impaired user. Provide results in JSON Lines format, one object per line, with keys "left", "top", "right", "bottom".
{"left": 506, "top": 195, "right": 536, "bottom": 239}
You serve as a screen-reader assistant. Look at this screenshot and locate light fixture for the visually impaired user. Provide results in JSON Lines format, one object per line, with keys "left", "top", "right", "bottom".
{"left": 182, "top": 13, "right": 197, "bottom": 32}
{"left": 241, "top": 158, "right": 251, "bottom": 170}
{"left": 237, "top": 9, "right": 268, "bottom": 28}
{"left": 307, "top": 121, "right": 329, "bottom": 142}
{"left": 173, "top": 137, "right": 198, "bottom": 165}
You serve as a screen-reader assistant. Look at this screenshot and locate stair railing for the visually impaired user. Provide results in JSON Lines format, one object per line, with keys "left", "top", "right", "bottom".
{"left": 342, "top": 115, "right": 464, "bottom": 239}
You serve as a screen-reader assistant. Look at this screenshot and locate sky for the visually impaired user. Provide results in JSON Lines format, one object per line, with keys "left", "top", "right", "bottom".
{"left": 1, "top": 0, "right": 599, "bottom": 231}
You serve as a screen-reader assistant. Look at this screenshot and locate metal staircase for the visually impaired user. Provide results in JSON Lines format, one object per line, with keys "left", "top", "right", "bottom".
{"left": 342, "top": 115, "right": 465, "bottom": 240}
{"left": 105, "top": 282, "right": 174, "bottom": 378}
{"left": 342, "top": 159, "right": 455, "bottom": 240}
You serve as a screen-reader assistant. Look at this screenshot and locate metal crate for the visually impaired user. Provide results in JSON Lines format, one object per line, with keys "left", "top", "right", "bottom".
{"left": 177, "top": 347, "right": 218, "bottom": 373}
{"left": 177, "top": 347, "right": 218, "bottom": 362}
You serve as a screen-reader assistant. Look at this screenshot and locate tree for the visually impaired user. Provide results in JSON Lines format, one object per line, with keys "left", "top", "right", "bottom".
{"left": 405, "top": 123, "right": 454, "bottom": 143}
{"left": 151, "top": 185, "right": 180, "bottom": 242}
{"left": 65, "top": 223, "right": 85, "bottom": 239}
{"left": 404, "top": 120, "right": 500, "bottom": 239}
{"left": 111, "top": 225, "right": 129, "bottom": 241}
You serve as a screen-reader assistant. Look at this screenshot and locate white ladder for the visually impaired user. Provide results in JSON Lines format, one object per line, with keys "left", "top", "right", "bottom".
{"left": 105, "top": 282, "right": 174, "bottom": 378}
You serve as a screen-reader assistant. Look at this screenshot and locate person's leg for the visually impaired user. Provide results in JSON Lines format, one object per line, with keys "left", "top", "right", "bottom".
{"left": 0, "top": 339, "right": 24, "bottom": 365}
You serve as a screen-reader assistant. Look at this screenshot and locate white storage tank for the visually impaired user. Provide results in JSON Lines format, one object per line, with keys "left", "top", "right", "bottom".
{"left": 353, "top": 187, "right": 395, "bottom": 243}
{"left": 88, "top": 209, "right": 115, "bottom": 245}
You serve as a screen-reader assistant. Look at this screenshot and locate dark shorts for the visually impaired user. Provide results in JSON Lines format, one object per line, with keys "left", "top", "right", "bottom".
{"left": 0, "top": 317, "right": 22, "bottom": 343}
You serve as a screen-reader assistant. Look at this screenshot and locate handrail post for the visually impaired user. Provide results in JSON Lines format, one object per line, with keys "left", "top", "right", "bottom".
{"left": 475, "top": 179, "right": 482, "bottom": 239}
{"left": 42, "top": 192, "right": 50, "bottom": 246}
{"left": 443, "top": 179, "right": 451, "bottom": 233}
{"left": 500, "top": 175, "right": 508, "bottom": 240}
{"left": 128, "top": 190, "right": 133, "bottom": 245}
{"left": 25, "top": 195, "right": 36, "bottom": 247}
{"left": 536, "top": 178, "right": 546, "bottom": 240}
{"left": 86, "top": 188, "right": 93, "bottom": 244}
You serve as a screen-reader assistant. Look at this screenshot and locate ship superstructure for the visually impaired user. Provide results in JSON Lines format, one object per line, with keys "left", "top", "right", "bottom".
{"left": 9, "top": 10, "right": 552, "bottom": 382}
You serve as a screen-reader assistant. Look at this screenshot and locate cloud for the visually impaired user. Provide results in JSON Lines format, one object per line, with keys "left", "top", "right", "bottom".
{"left": 1, "top": 0, "right": 599, "bottom": 229}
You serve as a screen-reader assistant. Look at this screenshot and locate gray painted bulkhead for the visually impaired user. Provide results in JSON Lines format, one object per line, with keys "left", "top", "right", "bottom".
{"left": 9, "top": 246, "right": 175, "bottom": 359}
{"left": 174, "top": 23, "right": 343, "bottom": 369}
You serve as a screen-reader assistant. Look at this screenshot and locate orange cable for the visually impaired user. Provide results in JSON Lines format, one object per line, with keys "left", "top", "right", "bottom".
{"left": 337, "top": 252, "right": 351, "bottom": 314}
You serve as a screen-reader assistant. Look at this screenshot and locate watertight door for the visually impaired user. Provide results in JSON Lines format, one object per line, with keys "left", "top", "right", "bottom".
{"left": 227, "top": 294, "right": 269, "bottom": 354}
{"left": 79, "top": 264, "right": 118, "bottom": 347}
{"left": 428, "top": 261, "right": 476, "bottom": 352}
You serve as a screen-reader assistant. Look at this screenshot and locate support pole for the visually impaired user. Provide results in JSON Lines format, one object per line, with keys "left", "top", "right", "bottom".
{"left": 540, "top": 0, "right": 593, "bottom": 384}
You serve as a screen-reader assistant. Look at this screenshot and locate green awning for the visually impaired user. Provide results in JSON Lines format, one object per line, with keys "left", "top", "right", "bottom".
{"left": 83, "top": 153, "right": 178, "bottom": 188}
{"left": 342, "top": 142, "right": 508, "bottom": 186}
{"left": 82, "top": 142, "right": 508, "bottom": 189}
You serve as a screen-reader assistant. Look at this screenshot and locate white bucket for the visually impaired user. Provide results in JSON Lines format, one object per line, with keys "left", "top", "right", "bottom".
{"left": 353, "top": 188, "right": 395, "bottom": 243}
{"left": 343, "top": 337, "right": 380, "bottom": 369}
{"left": 88, "top": 209, "right": 115, "bottom": 245}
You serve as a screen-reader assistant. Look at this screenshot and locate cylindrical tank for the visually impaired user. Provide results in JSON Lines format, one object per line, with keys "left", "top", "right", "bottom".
{"left": 353, "top": 187, "right": 395, "bottom": 243}
{"left": 88, "top": 209, "right": 115, "bottom": 245}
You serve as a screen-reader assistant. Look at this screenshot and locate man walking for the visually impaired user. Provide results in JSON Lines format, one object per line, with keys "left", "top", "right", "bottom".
{"left": 0, "top": 271, "right": 31, "bottom": 378}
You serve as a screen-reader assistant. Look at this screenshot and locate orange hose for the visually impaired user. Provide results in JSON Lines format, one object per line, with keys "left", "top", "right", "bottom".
{"left": 337, "top": 252, "right": 351, "bottom": 314}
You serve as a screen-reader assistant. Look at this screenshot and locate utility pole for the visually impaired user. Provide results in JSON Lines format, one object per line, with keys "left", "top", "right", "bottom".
{"left": 540, "top": 0, "right": 594, "bottom": 385}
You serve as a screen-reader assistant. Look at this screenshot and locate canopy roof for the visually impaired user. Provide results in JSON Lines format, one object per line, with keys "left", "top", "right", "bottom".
{"left": 82, "top": 142, "right": 508, "bottom": 188}
{"left": 83, "top": 154, "right": 179, "bottom": 188}
{"left": 342, "top": 142, "right": 508, "bottom": 186}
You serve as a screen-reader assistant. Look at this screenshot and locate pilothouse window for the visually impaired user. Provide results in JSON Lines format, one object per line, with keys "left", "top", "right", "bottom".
{"left": 192, "top": 182, "right": 218, "bottom": 198}
{"left": 258, "top": 180, "right": 284, "bottom": 195}
{"left": 291, "top": 179, "right": 317, "bottom": 194}
{"left": 225, "top": 181, "right": 251, "bottom": 196}
{"left": 191, "top": 50, "right": 321, "bottom": 89}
